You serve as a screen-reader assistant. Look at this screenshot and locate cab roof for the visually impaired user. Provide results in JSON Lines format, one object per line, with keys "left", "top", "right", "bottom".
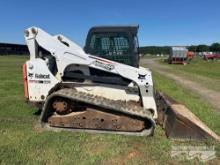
{"left": 88, "top": 25, "right": 139, "bottom": 35}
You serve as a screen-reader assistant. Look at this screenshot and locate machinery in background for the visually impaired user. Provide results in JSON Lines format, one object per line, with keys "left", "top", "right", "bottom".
{"left": 187, "top": 51, "right": 195, "bottom": 61}
{"left": 203, "top": 53, "right": 220, "bottom": 60}
{"left": 168, "top": 46, "right": 188, "bottom": 64}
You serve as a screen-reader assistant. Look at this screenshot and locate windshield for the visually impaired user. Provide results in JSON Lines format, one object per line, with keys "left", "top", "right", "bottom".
{"left": 89, "top": 32, "right": 130, "bottom": 56}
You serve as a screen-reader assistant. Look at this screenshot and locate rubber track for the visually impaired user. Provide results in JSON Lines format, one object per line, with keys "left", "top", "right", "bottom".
{"left": 42, "top": 88, "right": 155, "bottom": 123}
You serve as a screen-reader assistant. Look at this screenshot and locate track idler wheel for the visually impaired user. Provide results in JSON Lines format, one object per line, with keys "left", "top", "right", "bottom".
{"left": 52, "top": 99, "right": 71, "bottom": 115}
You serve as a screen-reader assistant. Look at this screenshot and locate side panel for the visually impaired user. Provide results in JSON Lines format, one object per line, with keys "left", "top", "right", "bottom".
{"left": 26, "top": 58, "right": 59, "bottom": 102}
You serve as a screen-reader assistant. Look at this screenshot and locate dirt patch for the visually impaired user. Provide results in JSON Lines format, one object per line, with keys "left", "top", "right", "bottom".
{"left": 102, "top": 142, "right": 145, "bottom": 165}
{"left": 104, "top": 151, "right": 142, "bottom": 165}
{"left": 33, "top": 122, "right": 44, "bottom": 133}
{"left": 127, "top": 151, "right": 137, "bottom": 159}
{"left": 142, "top": 58, "right": 220, "bottom": 111}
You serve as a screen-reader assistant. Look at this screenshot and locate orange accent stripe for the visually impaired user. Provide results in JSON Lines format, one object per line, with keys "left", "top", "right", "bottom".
{"left": 22, "top": 63, "right": 29, "bottom": 99}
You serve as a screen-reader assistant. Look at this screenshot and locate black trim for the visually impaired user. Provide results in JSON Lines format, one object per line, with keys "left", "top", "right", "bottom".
{"left": 63, "top": 71, "right": 131, "bottom": 86}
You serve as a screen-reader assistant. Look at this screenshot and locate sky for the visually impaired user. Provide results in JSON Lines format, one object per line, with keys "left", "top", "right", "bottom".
{"left": 0, "top": 0, "right": 219, "bottom": 46}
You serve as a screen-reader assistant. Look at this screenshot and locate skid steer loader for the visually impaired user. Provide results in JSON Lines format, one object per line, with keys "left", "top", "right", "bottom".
{"left": 23, "top": 27, "right": 157, "bottom": 136}
{"left": 23, "top": 26, "right": 220, "bottom": 141}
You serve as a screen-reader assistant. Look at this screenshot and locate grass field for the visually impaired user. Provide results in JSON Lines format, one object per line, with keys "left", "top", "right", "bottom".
{"left": 0, "top": 56, "right": 219, "bottom": 164}
{"left": 153, "top": 58, "right": 220, "bottom": 135}
{"left": 158, "top": 58, "right": 220, "bottom": 91}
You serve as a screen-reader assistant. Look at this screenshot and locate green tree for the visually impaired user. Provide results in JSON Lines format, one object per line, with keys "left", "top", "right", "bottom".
{"left": 210, "top": 43, "right": 220, "bottom": 52}
{"left": 196, "top": 45, "right": 209, "bottom": 52}
{"left": 139, "top": 46, "right": 170, "bottom": 55}
{"left": 188, "top": 45, "right": 197, "bottom": 52}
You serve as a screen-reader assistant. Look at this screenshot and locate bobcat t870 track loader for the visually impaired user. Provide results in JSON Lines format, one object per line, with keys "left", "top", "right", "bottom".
{"left": 22, "top": 27, "right": 157, "bottom": 136}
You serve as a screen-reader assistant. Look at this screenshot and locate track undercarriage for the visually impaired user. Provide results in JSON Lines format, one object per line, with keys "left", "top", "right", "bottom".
{"left": 40, "top": 88, "right": 155, "bottom": 136}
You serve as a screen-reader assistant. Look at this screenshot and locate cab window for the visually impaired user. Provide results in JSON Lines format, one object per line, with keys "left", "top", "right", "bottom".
{"left": 89, "top": 33, "right": 130, "bottom": 56}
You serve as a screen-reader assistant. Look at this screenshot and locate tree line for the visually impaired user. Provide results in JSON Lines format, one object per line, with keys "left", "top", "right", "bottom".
{"left": 139, "top": 43, "right": 220, "bottom": 55}
{"left": 139, "top": 46, "right": 170, "bottom": 55}
{"left": 188, "top": 43, "right": 220, "bottom": 52}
